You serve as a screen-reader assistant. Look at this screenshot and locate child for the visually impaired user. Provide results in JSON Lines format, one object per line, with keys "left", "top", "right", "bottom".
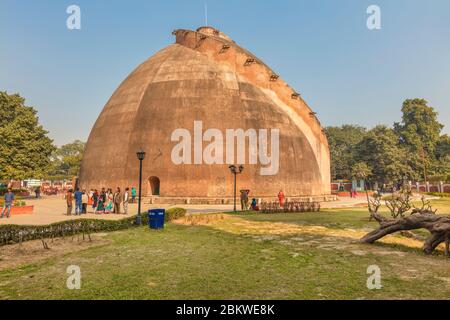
{"left": 251, "top": 198, "right": 258, "bottom": 211}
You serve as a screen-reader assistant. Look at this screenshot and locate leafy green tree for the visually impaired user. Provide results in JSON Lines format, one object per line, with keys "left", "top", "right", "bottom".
{"left": 394, "top": 99, "right": 444, "bottom": 179}
{"left": 356, "top": 125, "right": 412, "bottom": 184}
{"left": 351, "top": 162, "right": 372, "bottom": 180}
{"left": 433, "top": 134, "right": 450, "bottom": 176}
{"left": 0, "top": 92, "right": 55, "bottom": 181}
{"left": 48, "top": 140, "right": 86, "bottom": 180}
{"left": 435, "top": 134, "right": 450, "bottom": 161}
{"left": 325, "top": 125, "right": 366, "bottom": 180}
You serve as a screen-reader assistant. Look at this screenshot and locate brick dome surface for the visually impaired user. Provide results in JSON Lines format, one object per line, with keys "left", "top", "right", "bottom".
{"left": 79, "top": 27, "right": 331, "bottom": 199}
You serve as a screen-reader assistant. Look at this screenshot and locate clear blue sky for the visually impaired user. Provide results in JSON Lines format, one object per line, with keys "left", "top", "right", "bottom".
{"left": 1, "top": 0, "right": 449, "bottom": 145}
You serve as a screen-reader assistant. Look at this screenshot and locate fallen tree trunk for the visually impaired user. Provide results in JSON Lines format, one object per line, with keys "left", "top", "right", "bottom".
{"left": 361, "top": 213, "right": 450, "bottom": 255}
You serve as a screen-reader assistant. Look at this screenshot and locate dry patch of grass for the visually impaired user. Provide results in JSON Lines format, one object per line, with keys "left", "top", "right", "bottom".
{"left": 0, "top": 234, "right": 111, "bottom": 271}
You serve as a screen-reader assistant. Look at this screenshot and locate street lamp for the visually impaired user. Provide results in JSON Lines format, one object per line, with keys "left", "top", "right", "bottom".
{"left": 229, "top": 165, "right": 244, "bottom": 212}
{"left": 136, "top": 149, "right": 146, "bottom": 225}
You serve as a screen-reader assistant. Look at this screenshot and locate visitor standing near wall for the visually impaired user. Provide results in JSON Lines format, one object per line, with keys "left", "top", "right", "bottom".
{"left": 113, "top": 187, "right": 122, "bottom": 214}
{"left": 131, "top": 187, "right": 137, "bottom": 203}
{"left": 95, "top": 189, "right": 106, "bottom": 214}
{"left": 240, "top": 189, "right": 250, "bottom": 211}
{"left": 35, "top": 186, "right": 41, "bottom": 199}
{"left": 74, "top": 188, "right": 83, "bottom": 215}
{"left": 251, "top": 198, "right": 258, "bottom": 211}
{"left": 123, "top": 187, "right": 130, "bottom": 214}
{"left": 105, "top": 189, "right": 113, "bottom": 214}
{"left": 88, "top": 189, "right": 94, "bottom": 206}
{"left": 1, "top": 188, "right": 14, "bottom": 219}
{"left": 278, "top": 190, "right": 285, "bottom": 208}
{"left": 66, "top": 189, "right": 73, "bottom": 215}
{"left": 81, "top": 190, "right": 89, "bottom": 214}
{"left": 92, "top": 189, "right": 99, "bottom": 211}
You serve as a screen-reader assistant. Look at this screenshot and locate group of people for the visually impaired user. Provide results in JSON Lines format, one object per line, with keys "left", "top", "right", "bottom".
{"left": 65, "top": 187, "right": 137, "bottom": 215}
{"left": 239, "top": 189, "right": 286, "bottom": 211}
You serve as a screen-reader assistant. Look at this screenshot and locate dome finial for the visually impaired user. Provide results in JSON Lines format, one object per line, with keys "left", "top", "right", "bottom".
{"left": 204, "top": 2, "right": 208, "bottom": 27}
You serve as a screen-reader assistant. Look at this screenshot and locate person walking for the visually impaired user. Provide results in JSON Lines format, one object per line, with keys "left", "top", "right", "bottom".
{"left": 73, "top": 188, "right": 83, "bottom": 215}
{"left": 113, "top": 187, "right": 122, "bottom": 214}
{"left": 1, "top": 188, "right": 14, "bottom": 219}
{"left": 123, "top": 187, "right": 130, "bottom": 214}
{"left": 66, "top": 189, "right": 74, "bottom": 215}
{"left": 131, "top": 187, "right": 137, "bottom": 203}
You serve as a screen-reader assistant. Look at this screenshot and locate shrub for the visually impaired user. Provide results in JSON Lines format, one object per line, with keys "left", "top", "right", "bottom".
{"left": 0, "top": 199, "right": 26, "bottom": 207}
{"left": 0, "top": 217, "right": 137, "bottom": 246}
{"left": 165, "top": 207, "right": 187, "bottom": 222}
{"left": 425, "top": 192, "right": 450, "bottom": 198}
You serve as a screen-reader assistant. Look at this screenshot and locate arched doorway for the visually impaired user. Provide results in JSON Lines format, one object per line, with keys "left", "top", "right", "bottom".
{"left": 149, "top": 176, "right": 160, "bottom": 196}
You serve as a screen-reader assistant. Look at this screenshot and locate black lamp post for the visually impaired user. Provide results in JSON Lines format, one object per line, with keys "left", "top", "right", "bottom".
{"left": 136, "top": 149, "right": 146, "bottom": 225}
{"left": 229, "top": 165, "right": 244, "bottom": 212}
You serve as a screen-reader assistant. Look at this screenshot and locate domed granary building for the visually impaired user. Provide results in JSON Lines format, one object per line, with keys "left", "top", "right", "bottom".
{"left": 79, "top": 26, "right": 332, "bottom": 203}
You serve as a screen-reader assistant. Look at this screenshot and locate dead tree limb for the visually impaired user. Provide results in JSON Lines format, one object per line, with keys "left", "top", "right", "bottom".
{"left": 361, "top": 213, "right": 450, "bottom": 255}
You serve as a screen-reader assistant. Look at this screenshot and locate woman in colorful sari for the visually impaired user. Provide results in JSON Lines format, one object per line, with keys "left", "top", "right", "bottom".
{"left": 95, "top": 189, "right": 106, "bottom": 214}
{"left": 105, "top": 189, "right": 113, "bottom": 214}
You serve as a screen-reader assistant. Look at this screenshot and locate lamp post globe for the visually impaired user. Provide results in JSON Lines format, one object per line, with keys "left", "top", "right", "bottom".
{"left": 137, "top": 150, "right": 146, "bottom": 161}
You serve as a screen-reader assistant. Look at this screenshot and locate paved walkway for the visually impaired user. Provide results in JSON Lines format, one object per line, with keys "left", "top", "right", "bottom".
{"left": 0, "top": 195, "right": 368, "bottom": 226}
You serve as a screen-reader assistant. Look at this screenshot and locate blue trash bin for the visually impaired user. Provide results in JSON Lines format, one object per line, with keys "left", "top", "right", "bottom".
{"left": 148, "top": 209, "right": 165, "bottom": 229}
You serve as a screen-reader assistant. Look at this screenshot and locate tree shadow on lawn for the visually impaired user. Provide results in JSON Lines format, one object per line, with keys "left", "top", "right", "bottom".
{"left": 175, "top": 212, "right": 448, "bottom": 258}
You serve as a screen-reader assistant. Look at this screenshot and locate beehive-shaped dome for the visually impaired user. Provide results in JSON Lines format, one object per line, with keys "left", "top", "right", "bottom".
{"left": 79, "top": 27, "right": 331, "bottom": 201}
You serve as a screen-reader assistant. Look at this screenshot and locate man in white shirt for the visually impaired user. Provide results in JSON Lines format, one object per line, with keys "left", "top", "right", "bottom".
{"left": 123, "top": 187, "right": 130, "bottom": 214}
{"left": 82, "top": 190, "right": 89, "bottom": 214}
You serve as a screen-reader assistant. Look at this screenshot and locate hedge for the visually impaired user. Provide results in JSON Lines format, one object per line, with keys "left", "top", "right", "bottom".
{"left": 425, "top": 192, "right": 450, "bottom": 198}
{"left": 0, "top": 207, "right": 186, "bottom": 246}
{"left": 165, "top": 207, "right": 186, "bottom": 221}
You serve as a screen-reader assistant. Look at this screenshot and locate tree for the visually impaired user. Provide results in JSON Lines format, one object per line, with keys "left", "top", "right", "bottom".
{"left": 435, "top": 134, "right": 450, "bottom": 160}
{"left": 362, "top": 192, "right": 449, "bottom": 256}
{"left": 355, "top": 125, "right": 412, "bottom": 185}
{"left": 394, "top": 99, "right": 444, "bottom": 180}
{"left": 0, "top": 92, "right": 55, "bottom": 181}
{"left": 433, "top": 134, "right": 450, "bottom": 176}
{"left": 324, "top": 125, "right": 366, "bottom": 180}
{"left": 48, "top": 140, "right": 86, "bottom": 180}
{"left": 351, "top": 162, "right": 372, "bottom": 180}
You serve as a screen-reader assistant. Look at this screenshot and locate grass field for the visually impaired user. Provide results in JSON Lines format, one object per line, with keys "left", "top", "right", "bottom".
{"left": 0, "top": 199, "right": 449, "bottom": 300}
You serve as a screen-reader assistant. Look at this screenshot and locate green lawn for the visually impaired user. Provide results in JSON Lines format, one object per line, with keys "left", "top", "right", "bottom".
{"left": 0, "top": 200, "right": 449, "bottom": 300}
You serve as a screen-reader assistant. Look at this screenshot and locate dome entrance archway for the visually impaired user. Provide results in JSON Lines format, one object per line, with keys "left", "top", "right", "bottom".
{"left": 149, "top": 176, "right": 160, "bottom": 196}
